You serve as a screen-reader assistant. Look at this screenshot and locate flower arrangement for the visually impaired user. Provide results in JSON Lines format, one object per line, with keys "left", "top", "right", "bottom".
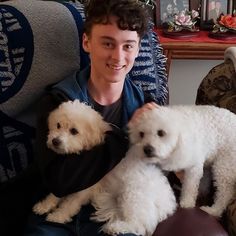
{"left": 167, "top": 9, "right": 199, "bottom": 32}
{"left": 212, "top": 10, "right": 236, "bottom": 33}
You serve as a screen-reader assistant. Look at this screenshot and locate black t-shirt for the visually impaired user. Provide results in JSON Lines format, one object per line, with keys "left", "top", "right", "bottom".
{"left": 90, "top": 97, "right": 122, "bottom": 128}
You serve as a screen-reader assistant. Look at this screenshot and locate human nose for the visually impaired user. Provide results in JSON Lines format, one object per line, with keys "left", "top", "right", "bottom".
{"left": 111, "top": 46, "right": 123, "bottom": 61}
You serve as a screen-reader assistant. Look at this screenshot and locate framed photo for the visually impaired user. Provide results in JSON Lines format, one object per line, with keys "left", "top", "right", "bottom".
{"left": 200, "top": 0, "right": 234, "bottom": 29}
{"left": 155, "top": 0, "right": 200, "bottom": 27}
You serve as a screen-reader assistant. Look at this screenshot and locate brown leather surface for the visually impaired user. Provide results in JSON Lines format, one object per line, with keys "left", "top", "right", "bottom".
{"left": 154, "top": 208, "right": 228, "bottom": 236}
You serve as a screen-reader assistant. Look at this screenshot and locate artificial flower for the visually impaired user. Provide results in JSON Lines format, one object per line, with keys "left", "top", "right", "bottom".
{"left": 213, "top": 10, "right": 236, "bottom": 33}
{"left": 167, "top": 9, "right": 199, "bottom": 32}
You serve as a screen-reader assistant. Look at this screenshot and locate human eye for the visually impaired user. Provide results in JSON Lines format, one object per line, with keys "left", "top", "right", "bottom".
{"left": 102, "top": 41, "right": 114, "bottom": 49}
{"left": 124, "top": 43, "right": 135, "bottom": 51}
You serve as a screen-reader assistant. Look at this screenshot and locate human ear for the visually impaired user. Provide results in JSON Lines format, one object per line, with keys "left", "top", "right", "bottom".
{"left": 82, "top": 33, "right": 90, "bottom": 53}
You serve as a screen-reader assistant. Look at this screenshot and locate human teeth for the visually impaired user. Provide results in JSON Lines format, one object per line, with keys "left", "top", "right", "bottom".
{"left": 109, "top": 65, "right": 123, "bottom": 70}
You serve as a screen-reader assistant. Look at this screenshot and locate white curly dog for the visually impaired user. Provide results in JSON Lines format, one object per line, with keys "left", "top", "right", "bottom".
{"left": 33, "top": 100, "right": 177, "bottom": 236}
{"left": 145, "top": 105, "right": 236, "bottom": 218}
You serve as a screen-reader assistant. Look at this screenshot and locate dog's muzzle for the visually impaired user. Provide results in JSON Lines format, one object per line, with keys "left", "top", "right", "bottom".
{"left": 143, "top": 144, "right": 156, "bottom": 158}
{"left": 52, "top": 137, "right": 61, "bottom": 148}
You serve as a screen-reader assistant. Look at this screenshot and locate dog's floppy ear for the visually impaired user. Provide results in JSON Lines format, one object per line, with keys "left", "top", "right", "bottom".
{"left": 83, "top": 118, "right": 111, "bottom": 150}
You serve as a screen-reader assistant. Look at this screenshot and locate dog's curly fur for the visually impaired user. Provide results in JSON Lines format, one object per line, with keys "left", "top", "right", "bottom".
{"left": 47, "top": 100, "right": 110, "bottom": 154}
{"left": 33, "top": 100, "right": 176, "bottom": 236}
{"left": 145, "top": 105, "right": 236, "bottom": 217}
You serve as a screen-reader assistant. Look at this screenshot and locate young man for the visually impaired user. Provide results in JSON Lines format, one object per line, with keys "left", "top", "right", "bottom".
{"left": 25, "top": 0, "right": 158, "bottom": 235}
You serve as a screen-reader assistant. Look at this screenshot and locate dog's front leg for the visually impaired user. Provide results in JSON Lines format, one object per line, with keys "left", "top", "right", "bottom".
{"left": 180, "top": 165, "right": 203, "bottom": 208}
{"left": 33, "top": 193, "right": 61, "bottom": 215}
{"left": 46, "top": 188, "right": 92, "bottom": 223}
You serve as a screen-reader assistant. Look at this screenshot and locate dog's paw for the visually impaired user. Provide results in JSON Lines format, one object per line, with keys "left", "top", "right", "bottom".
{"left": 46, "top": 212, "right": 72, "bottom": 224}
{"left": 200, "top": 206, "right": 221, "bottom": 217}
{"left": 33, "top": 202, "right": 51, "bottom": 215}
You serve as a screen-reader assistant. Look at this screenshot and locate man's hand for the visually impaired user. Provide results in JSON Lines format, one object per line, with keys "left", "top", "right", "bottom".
{"left": 129, "top": 102, "right": 159, "bottom": 125}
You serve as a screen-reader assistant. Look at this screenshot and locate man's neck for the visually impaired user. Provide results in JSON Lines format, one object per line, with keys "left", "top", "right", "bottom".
{"left": 88, "top": 79, "right": 123, "bottom": 106}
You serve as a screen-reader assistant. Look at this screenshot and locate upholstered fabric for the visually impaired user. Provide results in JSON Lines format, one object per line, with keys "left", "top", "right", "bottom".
{"left": 0, "top": 0, "right": 86, "bottom": 182}
{"left": 129, "top": 22, "right": 168, "bottom": 105}
{"left": 196, "top": 60, "right": 236, "bottom": 113}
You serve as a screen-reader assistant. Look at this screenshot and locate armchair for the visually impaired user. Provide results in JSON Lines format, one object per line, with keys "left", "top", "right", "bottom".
{"left": 0, "top": 0, "right": 228, "bottom": 235}
{"left": 0, "top": 0, "right": 167, "bottom": 234}
{"left": 196, "top": 46, "right": 236, "bottom": 236}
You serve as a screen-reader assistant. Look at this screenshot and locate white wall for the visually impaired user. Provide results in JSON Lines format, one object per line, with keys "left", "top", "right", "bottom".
{"left": 168, "top": 59, "right": 223, "bottom": 105}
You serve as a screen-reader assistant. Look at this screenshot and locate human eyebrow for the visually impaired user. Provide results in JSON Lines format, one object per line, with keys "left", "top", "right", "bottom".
{"left": 100, "top": 36, "right": 115, "bottom": 41}
{"left": 100, "top": 36, "right": 138, "bottom": 44}
{"left": 125, "top": 40, "right": 138, "bottom": 44}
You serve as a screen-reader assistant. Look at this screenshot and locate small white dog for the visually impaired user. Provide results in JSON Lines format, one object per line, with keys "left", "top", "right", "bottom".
{"left": 144, "top": 105, "right": 236, "bottom": 217}
{"left": 33, "top": 100, "right": 111, "bottom": 222}
{"left": 33, "top": 100, "right": 177, "bottom": 236}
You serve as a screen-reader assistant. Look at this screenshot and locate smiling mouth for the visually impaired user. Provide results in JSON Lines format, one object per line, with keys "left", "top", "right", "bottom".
{"left": 108, "top": 64, "right": 125, "bottom": 70}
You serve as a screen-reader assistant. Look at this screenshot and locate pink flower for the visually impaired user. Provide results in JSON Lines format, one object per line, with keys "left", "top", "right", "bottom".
{"left": 191, "top": 10, "right": 199, "bottom": 19}
{"left": 174, "top": 13, "right": 192, "bottom": 26}
{"left": 167, "top": 9, "right": 199, "bottom": 32}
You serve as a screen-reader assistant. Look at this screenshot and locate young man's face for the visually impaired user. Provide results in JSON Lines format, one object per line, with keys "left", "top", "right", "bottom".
{"left": 83, "top": 16, "right": 140, "bottom": 85}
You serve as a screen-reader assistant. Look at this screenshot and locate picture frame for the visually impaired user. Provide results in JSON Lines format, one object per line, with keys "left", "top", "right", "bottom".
{"left": 155, "top": 0, "right": 200, "bottom": 27}
{"left": 200, "top": 0, "right": 234, "bottom": 30}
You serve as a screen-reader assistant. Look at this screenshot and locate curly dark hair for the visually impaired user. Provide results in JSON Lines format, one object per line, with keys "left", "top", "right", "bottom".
{"left": 84, "top": 0, "right": 150, "bottom": 39}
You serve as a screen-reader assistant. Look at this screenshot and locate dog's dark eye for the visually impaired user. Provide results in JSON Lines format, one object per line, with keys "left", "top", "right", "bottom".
{"left": 157, "top": 129, "right": 166, "bottom": 137}
{"left": 70, "top": 128, "right": 78, "bottom": 135}
{"left": 139, "top": 131, "right": 144, "bottom": 138}
{"left": 57, "top": 123, "right": 61, "bottom": 129}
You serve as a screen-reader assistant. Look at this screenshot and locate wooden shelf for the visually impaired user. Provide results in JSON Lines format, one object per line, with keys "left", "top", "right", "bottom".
{"left": 162, "top": 42, "right": 235, "bottom": 75}
{"left": 157, "top": 30, "right": 236, "bottom": 75}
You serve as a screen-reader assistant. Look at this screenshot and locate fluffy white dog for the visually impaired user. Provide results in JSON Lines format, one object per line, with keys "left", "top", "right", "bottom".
{"left": 33, "top": 100, "right": 111, "bottom": 222}
{"left": 143, "top": 105, "right": 236, "bottom": 217}
{"left": 33, "top": 100, "right": 177, "bottom": 236}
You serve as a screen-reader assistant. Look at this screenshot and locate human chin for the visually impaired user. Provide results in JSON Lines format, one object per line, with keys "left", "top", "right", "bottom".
{"left": 105, "top": 73, "right": 126, "bottom": 83}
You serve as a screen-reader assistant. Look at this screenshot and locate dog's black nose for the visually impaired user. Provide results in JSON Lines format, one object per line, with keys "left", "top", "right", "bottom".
{"left": 143, "top": 144, "right": 155, "bottom": 157}
{"left": 52, "top": 138, "right": 61, "bottom": 147}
